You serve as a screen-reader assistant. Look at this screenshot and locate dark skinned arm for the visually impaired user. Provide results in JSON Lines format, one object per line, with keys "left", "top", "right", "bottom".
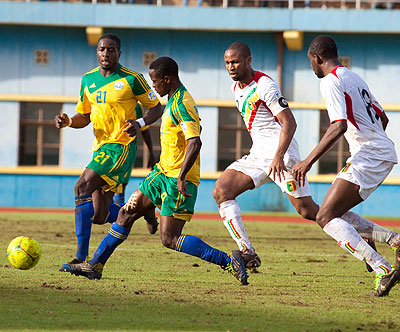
{"left": 292, "top": 120, "right": 348, "bottom": 186}
{"left": 55, "top": 113, "right": 91, "bottom": 129}
{"left": 379, "top": 111, "right": 389, "bottom": 131}
{"left": 124, "top": 103, "right": 163, "bottom": 137}
{"left": 267, "top": 108, "right": 297, "bottom": 182}
{"left": 140, "top": 128, "right": 156, "bottom": 169}
{"left": 177, "top": 136, "right": 202, "bottom": 197}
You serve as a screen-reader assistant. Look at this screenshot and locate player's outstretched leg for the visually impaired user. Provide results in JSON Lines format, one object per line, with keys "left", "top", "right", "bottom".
{"left": 219, "top": 200, "right": 261, "bottom": 270}
{"left": 62, "top": 222, "right": 130, "bottom": 280}
{"left": 175, "top": 234, "right": 249, "bottom": 285}
{"left": 322, "top": 217, "right": 400, "bottom": 295}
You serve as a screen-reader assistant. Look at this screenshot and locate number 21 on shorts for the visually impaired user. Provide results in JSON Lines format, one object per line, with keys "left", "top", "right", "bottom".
{"left": 94, "top": 152, "right": 110, "bottom": 165}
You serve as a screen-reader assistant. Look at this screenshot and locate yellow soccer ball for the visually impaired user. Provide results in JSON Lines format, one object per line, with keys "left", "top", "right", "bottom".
{"left": 7, "top": 236, "right": 41, "bottom": 270}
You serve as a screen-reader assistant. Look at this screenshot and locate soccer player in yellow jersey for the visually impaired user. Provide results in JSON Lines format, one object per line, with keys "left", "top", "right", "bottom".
{"left": 62, "top": 56, "right": 249, "bottom": 285}
{"left": 55, "top": 33, "right": 163, "bottom": 270}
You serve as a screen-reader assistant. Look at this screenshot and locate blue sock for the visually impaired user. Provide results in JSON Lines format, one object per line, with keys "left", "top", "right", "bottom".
{"left": 175, "top": 235, "right": 231, "bottom": 267}
{"left": 114, "top": 193, "right": 125, "bottom": 206}
{"left": 75, "top": 195, "right": 94, "bottom": 261}
{"left": 105, "top": 203, "right": 122, "bottom": 223}
{"left": 89, "top": 223, "right": 130, "bottom": 266}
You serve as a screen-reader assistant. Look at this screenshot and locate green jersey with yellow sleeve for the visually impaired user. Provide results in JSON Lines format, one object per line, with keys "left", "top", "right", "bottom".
{"left": 76, "top": 64, "right": 159, "bottom": 151}
{"left": 156, "top": 84, "right": 201, "bottom": 186}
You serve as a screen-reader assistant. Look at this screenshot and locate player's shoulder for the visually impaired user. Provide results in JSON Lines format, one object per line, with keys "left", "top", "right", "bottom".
{"left": 82, "top": 67, "right": 100, "bottom": 79}
{"left": 118, "top": 65, "right": 144, "bottom": 79}
{"left": 254, "top": 71, "right": 278, "bottom": 88}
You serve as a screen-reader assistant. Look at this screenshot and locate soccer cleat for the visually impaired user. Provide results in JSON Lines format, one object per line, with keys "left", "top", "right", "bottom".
{"left": 223, "top": 250, "right": 249, "bottom": 285}
{"left": 144, "top": 215, "right": 159, "bottom": 235}
{"left": 369, "top": 248, "right": 400, "bottom": 297}
{"left": 58, "top": 257, "right": 84, "bottom": 272}
{"left": 62, "top": 262, "right": 103, "bottom": 280}
{"left": 242, "top": 252, "right": 261, "bottom": 270}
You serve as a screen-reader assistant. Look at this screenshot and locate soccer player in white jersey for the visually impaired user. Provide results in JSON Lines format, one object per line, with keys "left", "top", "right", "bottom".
{"left": 292, "top": 35, "right": 400, "bottom": 296}
{"left": 213, "top": 41, "right": 319, "bottom": 269}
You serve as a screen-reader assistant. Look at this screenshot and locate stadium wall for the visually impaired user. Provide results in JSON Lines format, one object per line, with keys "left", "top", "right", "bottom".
{"left": 1, "top": 3, "right": 400, "bottom": 216}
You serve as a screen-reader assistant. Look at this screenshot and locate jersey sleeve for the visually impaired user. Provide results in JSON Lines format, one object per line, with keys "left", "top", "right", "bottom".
{"left": 320, "top": 75, "right": 346, "bottom": 123}
{"left": 170, "top": 100, "right": 201, "bottom": 140}
{"left": 257, "top": 77, "right": 289, "bottom": 116}
{"left": 75, "top": 77, "right": 91, "bottom": 114}
{"left": 129, "top": 73, "right": 160, "bottom": 110}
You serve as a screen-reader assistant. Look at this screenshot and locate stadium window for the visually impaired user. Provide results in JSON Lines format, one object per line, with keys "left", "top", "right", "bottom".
{"left": 133, "top": 118, "right": 161, "bottom": 169}
{"left": 19, "top": 103, "right": 62, "bottom": 166}
{"left": 217, "top": 107, "right": 252, "bottom": 171}
{"left": 318, "top": 109, "right": 350, "bottom": 174}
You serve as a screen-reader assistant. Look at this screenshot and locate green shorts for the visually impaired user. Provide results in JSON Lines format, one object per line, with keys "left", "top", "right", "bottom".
{"left": 139, "top": 166, "right": 198, "bottom": 221}
{"left": 87, "top": 142, "right": 137, "bottom": 193}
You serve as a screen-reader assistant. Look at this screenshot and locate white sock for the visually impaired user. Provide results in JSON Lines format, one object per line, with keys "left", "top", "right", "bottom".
{"left": 219, "top": 200, "right": 255, "bottom": 254}
{"left": 342, "top": 211, "right": 394, "bottom": 243}
{"left": 323, "top": 217, "right": 391, "bottom": 275}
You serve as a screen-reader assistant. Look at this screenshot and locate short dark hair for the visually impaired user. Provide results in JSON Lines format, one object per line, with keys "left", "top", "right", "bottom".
{"left": 149, "top": 56, "right": 179, "bottom": 79}
{"left": 309, "top": 35, "right": 338, "bottom": 60}
{"left": 226, "top": 41, "right": 251, "bottom": 58}
{"left": 97, "top": 33, "right": 121, "bottom": 50}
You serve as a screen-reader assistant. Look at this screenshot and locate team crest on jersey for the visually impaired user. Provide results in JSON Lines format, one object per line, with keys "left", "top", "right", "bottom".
{"left": 286, "top": 180, "right": 297, "bottom": 193}
{"left": 114, "top": 81, "right": 124, "bottom": 90}
{"left": 148, "top": 90, "right": 156, "bottom": 101}
{"left": 180, "top": 122, "right": 188, "bottom": 134}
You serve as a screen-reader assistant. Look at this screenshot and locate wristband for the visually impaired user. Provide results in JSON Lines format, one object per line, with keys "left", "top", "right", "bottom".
{"left": 136, "top": 118, "right": 146, "bottom": 128}
{"left": 67, "top": 116, "right": 73, "bottom": 127}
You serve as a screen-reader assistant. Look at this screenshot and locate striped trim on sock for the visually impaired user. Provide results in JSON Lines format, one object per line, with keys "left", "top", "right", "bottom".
{"left": 176, "top": 235, "right": 186, "bottom": 251}
{"left": 378, "top": 265, "right": 390, "bottom": 275}
{"left": 226, "top": 219, "right": 241, "bottom": 239}
{"left": 344, "top": 242, "right": 355, "bottom": 253}
{"left": 108, "top": 228, "right": 128, "bottom": 240}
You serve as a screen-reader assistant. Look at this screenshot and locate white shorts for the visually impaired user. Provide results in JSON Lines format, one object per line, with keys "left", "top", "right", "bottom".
{"left": 335, "top": 154, "right": 395, "bottom": 200}
{"left": 227, "top": 153, "right": 311, "bottom": 198}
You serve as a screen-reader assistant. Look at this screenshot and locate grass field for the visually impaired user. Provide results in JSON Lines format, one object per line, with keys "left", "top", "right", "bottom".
{"left": 1, "top": 211, "right": 399, "bottom": 332}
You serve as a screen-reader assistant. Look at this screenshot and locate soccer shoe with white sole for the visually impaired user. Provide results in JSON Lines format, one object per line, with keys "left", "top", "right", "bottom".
{"left": 242, "top": 252, "right": 261, "bottom": 269}
{"left": 62, "top": 262, "right": 103, "bottom": 280}
{"left": 369, "top": 248, "right": 400, "bottom": 297}
{"left": 223, "top": 250, "right": 249, "bottom": 285}
{"left": 58, "top": 257, "right": 85, "bottom": 272}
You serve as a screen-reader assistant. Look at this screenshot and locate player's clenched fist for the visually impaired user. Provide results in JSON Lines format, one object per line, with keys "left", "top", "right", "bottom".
{"left": 55, "top": 113, "right": 71, "bottom": 128}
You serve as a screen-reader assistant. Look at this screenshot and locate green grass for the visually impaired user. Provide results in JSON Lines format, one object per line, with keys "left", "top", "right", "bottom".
{"left": 0, "top": 212, "right": 399, "bottom": 332}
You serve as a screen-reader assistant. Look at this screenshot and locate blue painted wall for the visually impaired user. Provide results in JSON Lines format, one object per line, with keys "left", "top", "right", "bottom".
{"left": 0, "top": 173, "right": 398, "bottom": 218}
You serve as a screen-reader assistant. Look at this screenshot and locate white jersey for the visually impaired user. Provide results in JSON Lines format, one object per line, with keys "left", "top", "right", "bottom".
{"left": 321, "top": 66, "right": 397, "bottom": 163}
{"left": 232, "top": 71, "right": 299, "bottom": 159}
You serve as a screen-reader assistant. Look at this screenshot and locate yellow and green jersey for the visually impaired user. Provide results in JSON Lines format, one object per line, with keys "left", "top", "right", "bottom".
{"left": 156, "top": 84, "right": 201, "bottom": 186}
{"left": 76, "top": 64, "right": 159, "bottom": 151}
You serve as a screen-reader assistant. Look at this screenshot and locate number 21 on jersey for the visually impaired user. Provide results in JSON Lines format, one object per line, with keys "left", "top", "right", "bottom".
{"left": 96, "top": 91, "right": 107, "bottom": 103}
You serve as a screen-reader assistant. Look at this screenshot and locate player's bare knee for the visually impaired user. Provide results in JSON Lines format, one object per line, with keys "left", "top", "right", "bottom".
{"left": 160, "top": 234, "right": 176, "bottom": 250}
{"left": 297, "top": 207, "right": 317, "bottom": 221}
{"left": 212, "top": 183, "right": 231, "bottom": 205}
